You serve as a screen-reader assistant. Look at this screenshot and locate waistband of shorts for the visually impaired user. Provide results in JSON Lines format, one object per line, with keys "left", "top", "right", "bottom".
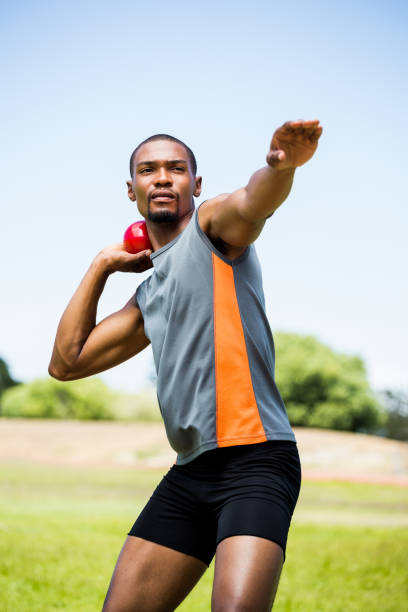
{"left": 184, "top": 440, "right": 298, "bottom": 468}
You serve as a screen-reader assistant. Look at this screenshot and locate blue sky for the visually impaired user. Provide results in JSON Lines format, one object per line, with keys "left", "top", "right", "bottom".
{"left": 1, "top": 0, "right": 407, "bottom": 394}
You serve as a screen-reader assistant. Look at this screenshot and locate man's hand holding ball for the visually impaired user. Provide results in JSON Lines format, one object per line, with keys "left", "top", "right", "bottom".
{"left": 123, "top": 221, "right": 152, "bottom": 254}
{"left": 95, "top": 221, "right": 153, "bottom": 275}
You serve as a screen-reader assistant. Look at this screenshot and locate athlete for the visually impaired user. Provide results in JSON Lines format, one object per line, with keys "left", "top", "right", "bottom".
{"left": 48, "top": 119, "right": 322, "bottom": 612}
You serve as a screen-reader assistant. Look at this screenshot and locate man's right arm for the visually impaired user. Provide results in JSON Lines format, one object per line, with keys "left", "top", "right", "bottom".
{"left": 48, "top": 244, "right": 152, "bottom": 381}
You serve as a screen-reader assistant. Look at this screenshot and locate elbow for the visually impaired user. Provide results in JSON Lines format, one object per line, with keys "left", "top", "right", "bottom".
{"left": 48, "top": 362, "right": 70, "bottom": 381}
{"left": 48, "top": 363, "right": 83, "bottom": 382}
{"left": 48, "top": 348, "right": 80, "bottom": 380}
{"left": 48, "top": 364, "right": 64, "bottom": 380}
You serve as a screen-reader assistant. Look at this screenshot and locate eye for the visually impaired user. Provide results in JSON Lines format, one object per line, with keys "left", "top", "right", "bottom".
{"left": 173, "top": 166, "right": 185, "bottom": 172}
{"left": 140, "top": 168, "right": 153, "bottom": 174}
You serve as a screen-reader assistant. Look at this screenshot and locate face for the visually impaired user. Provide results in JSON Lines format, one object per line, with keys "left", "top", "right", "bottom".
{"left": 127, "top": 140, "right": 202, "bottom": 224}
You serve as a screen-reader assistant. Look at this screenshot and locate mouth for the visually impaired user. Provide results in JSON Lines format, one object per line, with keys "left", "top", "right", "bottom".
{"left": 150, "top": 190, "right": 177, "bottom": 202}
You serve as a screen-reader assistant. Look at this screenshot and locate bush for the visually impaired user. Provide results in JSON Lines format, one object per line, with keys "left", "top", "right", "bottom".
{"left": 111, "top": 388, "right": 162, "bottom": 422}
{"left": 1, "top": 377, "right": 115, "bottom": 420}
{"left": 377, "top": 389, "right": 408, "bottom": 441}
{"left": 274, "top": 332, "right": 385, "bottom": 433}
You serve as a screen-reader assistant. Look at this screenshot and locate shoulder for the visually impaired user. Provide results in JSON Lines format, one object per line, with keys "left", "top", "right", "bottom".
{"left": 197, "top": 194, "right": 248, "bottom": 261}
{"left": 197, "top": 194, "right": 231, "bottom": 233}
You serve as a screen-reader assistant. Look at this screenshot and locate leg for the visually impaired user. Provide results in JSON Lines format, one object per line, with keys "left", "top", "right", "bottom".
{"left": 102, "top": 535, "right": 207, "bottom": 612}
{"left": 211, "top": 535, "right": 284, "bottom": 612}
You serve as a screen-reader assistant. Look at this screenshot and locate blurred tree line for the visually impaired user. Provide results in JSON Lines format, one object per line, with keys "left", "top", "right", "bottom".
{"left": 274, "top": 332, "right": 382, "bottom": 433}
{"left": 1, "top": 334, "right": 407, "bottom": 440}
{"left": 0, "top": 360, "right": 161, "bottom": 422}
{"left": 376, "top": 389, "right": 408, "bottom": 442}
{"left": 0, "top": 357, "right": 20, "bottom": 394}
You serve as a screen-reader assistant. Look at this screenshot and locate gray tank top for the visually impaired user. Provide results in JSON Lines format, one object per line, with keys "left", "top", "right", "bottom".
{"left": 135, "top": 203, "right": 295, "bottom": 464}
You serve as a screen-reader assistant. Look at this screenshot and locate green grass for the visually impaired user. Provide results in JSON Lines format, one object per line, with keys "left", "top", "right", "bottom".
{"left": 0, "top": 463, "right": 407, "bottom": 611}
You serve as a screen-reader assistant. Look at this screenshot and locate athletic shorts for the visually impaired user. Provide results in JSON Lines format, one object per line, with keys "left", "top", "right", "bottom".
{"left": 128, "top": 440, "right": 301, "bottom": 567}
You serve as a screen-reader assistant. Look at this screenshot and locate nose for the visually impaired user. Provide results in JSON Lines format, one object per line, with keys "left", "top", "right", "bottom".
{"left": 155, "top": 167, "right": 172, "bottom": 186}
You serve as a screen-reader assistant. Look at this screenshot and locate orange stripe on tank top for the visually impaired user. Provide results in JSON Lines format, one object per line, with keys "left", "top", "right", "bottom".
{"left": 212, "top": 253, "right": 267, "bottom": 446}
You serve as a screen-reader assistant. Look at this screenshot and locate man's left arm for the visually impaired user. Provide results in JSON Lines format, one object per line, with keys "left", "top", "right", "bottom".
{"left": 199, "top": 119, "right": 323, "bottom": 249}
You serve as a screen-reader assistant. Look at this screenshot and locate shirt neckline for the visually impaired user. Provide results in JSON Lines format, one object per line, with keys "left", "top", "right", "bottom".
{"left": 149, "top": 201, "right": 250, "bottom": 265}
{"left": 150, "top": 209, "right": 196, "bottom": 260}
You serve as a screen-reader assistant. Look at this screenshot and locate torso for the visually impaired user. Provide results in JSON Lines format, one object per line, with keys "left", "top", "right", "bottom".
{"left": 134, "top": 205, "right": 296, "bottom": 464}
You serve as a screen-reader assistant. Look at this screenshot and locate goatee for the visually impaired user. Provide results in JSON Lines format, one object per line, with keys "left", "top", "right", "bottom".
{"left": 147, "top": 205, "right": 179, "bottom": 224}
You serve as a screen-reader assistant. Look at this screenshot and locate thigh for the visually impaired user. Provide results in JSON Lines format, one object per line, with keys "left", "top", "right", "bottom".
{"left": 128, "top": 466, "right": 218, "bottom": 566}
{"left": 102, "top": 535, "right": 207, "bottom": 612}
{"left": 211, "top": 535, "right": 284, "bottom": 612}
{"left": 214, "top": 441, "right": 302, "bottom": 559}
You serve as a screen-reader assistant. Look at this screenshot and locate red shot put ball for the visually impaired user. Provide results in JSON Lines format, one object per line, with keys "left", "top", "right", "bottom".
{"left": 123, "top": 221, "right": 152, "bottom": 254}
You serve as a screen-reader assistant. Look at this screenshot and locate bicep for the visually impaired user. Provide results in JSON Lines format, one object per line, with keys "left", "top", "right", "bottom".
{"left": 200, "top": 190, "right": 267, "bottom": 249}
{"left": 62, "top": 296, "right": 150, "bottom": 381}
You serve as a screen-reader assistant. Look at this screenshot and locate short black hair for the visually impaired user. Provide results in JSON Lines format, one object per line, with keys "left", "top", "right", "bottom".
{"left": 129, "top": 134, "right": 197, "bottom": 178}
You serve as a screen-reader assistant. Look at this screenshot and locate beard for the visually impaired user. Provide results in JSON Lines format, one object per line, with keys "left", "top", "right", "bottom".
{"left": 147, "top": 201, "right": 179, "bottom": 224}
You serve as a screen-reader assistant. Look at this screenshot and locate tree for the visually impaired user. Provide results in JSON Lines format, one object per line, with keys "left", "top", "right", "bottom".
{"left": 1, "top": 376, "right": 115, "bottom": 420}
{"left": 377, "top": 389, "right": 408, "bottom": 441}
{"left": 0, "top": 357, "right": 20, "bottom": 402}
{"left": 274, "top": 332, "right": 385, "bottom": 433}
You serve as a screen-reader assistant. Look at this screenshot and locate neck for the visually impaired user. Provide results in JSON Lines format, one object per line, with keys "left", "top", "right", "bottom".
{"left": 146, "top": 206, "right": 195, "bottom": 252}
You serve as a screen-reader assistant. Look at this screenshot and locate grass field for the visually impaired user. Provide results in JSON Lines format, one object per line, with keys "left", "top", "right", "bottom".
{"left": 1, "top": 463, "right": 407, "bottom": 611}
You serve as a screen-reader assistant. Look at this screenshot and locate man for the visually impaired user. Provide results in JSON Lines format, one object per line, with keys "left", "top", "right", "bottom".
{"left": 49, "top": 119, "right": 322, "bottom": 611}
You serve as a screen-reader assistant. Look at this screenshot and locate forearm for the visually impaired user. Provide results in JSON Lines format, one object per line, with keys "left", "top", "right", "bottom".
{"left": 242, "top": 165, "right": 295, "bottom": 221}
{"left": 48, "top": 255, "right": 111, "bottom": 376}
{"left": 202, "top": 120, "right": 321, "bottom": 248}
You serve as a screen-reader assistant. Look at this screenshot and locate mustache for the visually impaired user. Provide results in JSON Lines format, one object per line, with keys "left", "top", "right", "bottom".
{"left": 148, "top": 190, "right": 178, "bottom": 203}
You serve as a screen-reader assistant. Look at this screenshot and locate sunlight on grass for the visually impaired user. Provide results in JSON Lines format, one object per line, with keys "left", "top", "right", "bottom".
{"left": 0, "top": 464, "right": 407, "bottom": 611}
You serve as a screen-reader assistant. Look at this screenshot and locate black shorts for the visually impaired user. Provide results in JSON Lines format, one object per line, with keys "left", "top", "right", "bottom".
{"left": 128, "top": 440, "right": 301, "bottom": 567}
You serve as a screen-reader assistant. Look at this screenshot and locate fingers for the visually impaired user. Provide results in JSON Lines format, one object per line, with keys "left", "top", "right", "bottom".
{"left": 122, "top": 249, "right": 153, "bottom": 273}
{"left": 102, "top": 246, "right": 153, "bottom": 273}
{"left": 138, "top": 249, "right": 152, "bottom": 260}
{"left": 128, "top": 248, "right": 152, "bottom": 263}
{"left": 268, "top": 118, "right": 323, "bottom": 169}
{"left": 127, "top": 248, "right": 151, "bottom": 257}
{"left": 266, "top": 149, "right": 286, "bottom": 168}
{"left": 133, "top": 250, "right": 153, "bottom": 272}
{"left": 280, "top": 119, "right": 322, "bottom": 141}
{"left": 282, "top": 119, "right": 320, "bottom": 131}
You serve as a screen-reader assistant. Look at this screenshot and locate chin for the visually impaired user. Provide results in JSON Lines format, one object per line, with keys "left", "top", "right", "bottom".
{"left": 147, "top": 208, "right": 179, "bottom": 224}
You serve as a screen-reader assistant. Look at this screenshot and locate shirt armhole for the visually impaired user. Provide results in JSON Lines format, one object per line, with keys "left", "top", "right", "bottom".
{"left": 195, "top": 202, "right": 251, "bottom": 267}
{"left": 134, "top": 281, "right": 146, "bottom": 311}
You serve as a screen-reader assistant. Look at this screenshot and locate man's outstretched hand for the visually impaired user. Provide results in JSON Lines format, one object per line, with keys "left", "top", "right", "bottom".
{"left": 266, "top": 119, "right": 323, "bottom": 170}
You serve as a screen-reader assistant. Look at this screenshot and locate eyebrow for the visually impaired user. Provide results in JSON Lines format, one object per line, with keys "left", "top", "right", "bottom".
{"left": 136, "top": 159, "right": 188, "bottom": 167}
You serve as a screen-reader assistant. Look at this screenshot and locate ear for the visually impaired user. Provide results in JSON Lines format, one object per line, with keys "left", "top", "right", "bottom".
{"left": 193, "top": 175, "right": 202, "bottom": 198}
{"left": 126, "top": 180, "right": 136, "bottom": 201}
